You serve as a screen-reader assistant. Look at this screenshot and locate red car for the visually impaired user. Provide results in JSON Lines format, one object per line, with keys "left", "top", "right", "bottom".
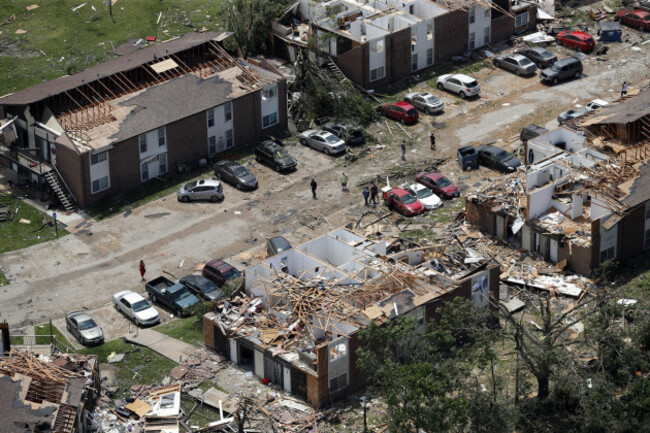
{"left": 416, "top": 172, "right": 460, "bottom": 199}
{"left": 382, "top": 188, "right": 424, "bottom": 216}
{"left": 379, "top": 101, "right": 419, "bottom": 124}
{"left": 616, "top": 9, "right": 650, "bottom": 31}
{"left": 202, "top": 259, "right": 241, "bottom": 286}
{"left": 555, "top": 30, "right": 595, "bottom": 52}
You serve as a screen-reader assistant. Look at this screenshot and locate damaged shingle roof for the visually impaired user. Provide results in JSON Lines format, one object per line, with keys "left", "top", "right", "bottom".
{"left": 623, "top": 162, "right": 650, "bottom": 209}
{"left": 582, "top": 88, "right": 650, "bottom": 125}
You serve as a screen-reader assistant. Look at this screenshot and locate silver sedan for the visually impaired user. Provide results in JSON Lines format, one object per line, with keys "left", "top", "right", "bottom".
{"left": 299, "top": 130, "right": 346, "bottom": 155}
{"left": 493, "top": 54, "right": 537, "bottom": 76}
{"left": 404, "top": 92, "right": 444, "bottom": 114}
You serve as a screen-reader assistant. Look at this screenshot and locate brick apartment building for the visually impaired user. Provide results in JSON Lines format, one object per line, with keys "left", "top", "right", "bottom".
{"left": 0, "top": 32, "right": 287, "bottom": 209}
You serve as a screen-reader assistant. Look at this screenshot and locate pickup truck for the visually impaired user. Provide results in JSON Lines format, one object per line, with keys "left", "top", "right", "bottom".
{"left": 145, "top": 276, "right": 201, "bottom": 317}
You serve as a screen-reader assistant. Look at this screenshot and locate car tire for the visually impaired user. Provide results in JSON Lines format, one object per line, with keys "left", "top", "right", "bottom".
{"left": 400, "top": 118, "right": 406, "bottom": 125}
{"left": 553, "top": 77, "right": 558, "bottom": 85}
{"left": 437, "top": 82, "right": 444, "bottom": 90}
{"left": 425, "top": 108, "right": 431, "bottom": 115}
{"left": 640, "top": 25, "right": 645, "bottom": 32}
{"left": 300, "top": 138, "right": 307, "bottom": 146}
{"left": 537, "top": 62, "right": 543, "bottom": 68}
{"left": 459, "top": 92, "right": 466, "bottom": 99}
{"left": 574, "top": 71, "right": 581, "bottom": 78}
{"left": 151, "top": 294, "right": 157, "bottom": 304}
{"left": 210, "top": 195, "right": 219, "bottom": 202}
{"left": 494, "top": 60, "right": 500, "bottom": 67}
{"left": 181, "top": 196, "right": 190, "bottom": 203}
{"left": 324, "top": 148, "right": 330, "bottom": 155}
{"left": 255, "top": 155, "right": 262, "bottom": 163}
{"left": 576, "top": 46, "right": 582, "bottom": 53}
{"left": 274, "top": 164, "right": 281, "bottom": 172}
{"left": 516, "top": 69, "right": 521, "bottom": 76}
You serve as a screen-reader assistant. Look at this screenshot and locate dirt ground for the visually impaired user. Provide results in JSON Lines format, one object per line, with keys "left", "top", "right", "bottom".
{"left": 1, "top": 28, "right": 649, "bottom": 332}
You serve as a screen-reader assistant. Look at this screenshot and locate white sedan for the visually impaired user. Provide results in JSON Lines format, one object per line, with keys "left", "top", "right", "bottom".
{"left": 401, "top": 183, "right": 443, "bottom": 210}
{"left": 299, "top": 130, "right": 346, "bottom": 155}
{"left": 113, "top": 290, "right": 160, "bottom": 326}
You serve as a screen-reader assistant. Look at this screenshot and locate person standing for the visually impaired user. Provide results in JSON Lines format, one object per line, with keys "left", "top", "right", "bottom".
{"left": 401, "top": 140, "right": 406, "bottom": 161}
{"left": 310, "top": 178, "right": 318, "bottom": 200}
{"left": 362, "top": 186, "right": 370, "bottom": 206}
{"left": 139, "top": 260, "right": 146, "bottom": 281}
{"left": 370, "top": 183, "right": 378, "bottom": 205}
{"left": 621, "top": 81, "right": 628, "bottom": 98}
{"left": 341, "top": 173, "right": 348, "bottom": 191}
{"left": 429, "top": 131, "right": 436, "bottom": 150}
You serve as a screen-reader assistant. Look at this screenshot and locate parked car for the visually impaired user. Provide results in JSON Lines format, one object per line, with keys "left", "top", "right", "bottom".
{"left": 146, "top": 276, "right": 200, "bottom": 316}
{"left": 585, "top": 99, "right": 609, "bottom": 111}
{"left": 214, "top": 160, "right": 258, "bottom": 190}
{"left": 616, "top": 9, "right": 650, "bottom": 31}
{"left": 255, "top": 141, "right": 297, "bottom": 172}
{"left": 404, "top": 92, "right": 444, "bottom": 114}
{"left": 436, "top": 74, "right": 480, "bottom": 99}
{"left": 518, "top": 47, "right": 558, "bottom": 69}
{"left": 65, "top": 311, "right": 104, "bottom": 346}
{"left": 457, "top": 145, "right": 479, "bottom": 171}
{"left": 113, "top": 290, "right": 160, "bottom": 326}
{"left": 267, "top": 236, "right": 292, "bottom": 257}
{"left": 180, "top": 274, "right": 225, "bottom": 302}
{"left": 378, "top": 101, "right": 419, "bottom": 124}
{"left": 382, "top": 187, "right": 425, "bottom": 216}
{"left": 540, "top": 57, "right": 583, "bottom": 85}
{"left": 415, "top": 172, "right": 460, "bottom": 199}
{"left": 556, "top": 30, "right": 596, "bottom": 52}
{"left": 202, "top": 259, "right": 242, "bottom": 286}
{"left": 322, "top": 123, "right": 366, "bottom": 146}
{"left": 520, "top": 124, "right": 550, "bottom": 144}
{"left": 493, "top": 54, "right": 537, "bottom": 76}
{"left": 477, "top": 145, "right": 522, "bottom": 173}
{"left": 299, "top": 130, "right": 347, "bottom": 155}
{"left": 557, "top": 108, "right": 588, "bottom": 124}
{"left": 177, "top": 179, "right": 224, "bottom": 203}
{"left": 400, "top": 183, "right": 443, "bottom": 210}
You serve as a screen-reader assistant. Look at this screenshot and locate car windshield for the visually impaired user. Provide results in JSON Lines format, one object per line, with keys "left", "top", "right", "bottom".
{"left": 437, "top": 177, "right": 451, "bottom": 188}
{"left": 416, "top": 188, "right": 434, "bottom": 199}
{"left": 184, "top": 182, "right": 197, "bottom": 190}
{"left": 497, "top": 150, "right": 513, "bottom": 162}
{"left": 401, "top": 193, "right": 417, "bottom": 204}
{"left": 132, "top": 300, "right": 151, "bottom": 312}
{"left": 200, "top": 281, "right": 219, "bottom": 293}
{"left": 520, "top": 58, "right": 532, "bottom": 66}
{"left": 585, "top": 37, "right": 594, "bottom": 44}
{"left": 406, "top": 109, "right": 417, "bottom": 116}
{"left": 325, "top": 134, "right": 340, "bottom": 144}
{"left": 550, "top": 64, "right": 561, "bottom": 72}
{"left": 78, "top": 319, "right": 97, "bottom": 330}
{"left": 222, "top": 268, "right": 241, "bottom": 280}
{"left": 171, "top": 287, "right": 192, "bottom": 300}
{"left": 232, "top": 166, "right": 249, "bottom": 176}
{"left": 541, "top": 50, "right": 555, "bottom": 59}
{"left": 424, "top": 95, "right": 440, "bottom": 104}
{"left": 275, "top": 149, "right": 290, "bottom": 158}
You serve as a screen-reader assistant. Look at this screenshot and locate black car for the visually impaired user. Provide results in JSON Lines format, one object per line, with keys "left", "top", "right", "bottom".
{"left": 520, "top": 124, "right": 549, "bottom": 144}
{"left": 180, "top": 274, "right": 225, "bottom": 302}
{"left": 267, "top": 236, "right": 292, "bottom": 257}
{"left": 477, "top": 145, "right": 522, "bottom": 173}
{"left": 540, "top": 57, "right": 583, "bottom": 85}
{"left": 214, "top": 160, "right": 258, "bottom": 190}
{"left": 254, "top": 141, "right": 297, "bottom": 172}
{"left": 322, "top": 123, "right": 366, "bottom": 146}
{"left": 519, "top": 47, "right": 558, "bottom": 69}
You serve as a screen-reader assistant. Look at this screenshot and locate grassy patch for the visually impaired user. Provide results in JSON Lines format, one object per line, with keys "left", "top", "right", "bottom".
{"left": 0, "top": 195, "right": 68, "bottom": 255}
{"left": 0, "top": 270, "right": 8, "bottom": 286}
{"left": 34, "top": 323, "right": 74, "bottom": 350}
{"left": 400, "top": 229, "right": 437, "bottom": 242}
{"left": 10, "top": 336, "right": 24, "bottom": 345}
{"left": 79, "top": 338, "right": 176, "bottom": 387}
{"left": 430, "top": 198, "right": 465, "bottom": 224}
{"left": 181, "top": 393, "right": 223, "bottom": 428}
{"left": 155, "top": 316, "right": 205, "bottom": 347}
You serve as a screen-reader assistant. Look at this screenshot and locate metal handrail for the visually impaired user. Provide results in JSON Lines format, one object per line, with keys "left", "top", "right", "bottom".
{"left": 50, "top": 162, "right": 78, "bottom": 205}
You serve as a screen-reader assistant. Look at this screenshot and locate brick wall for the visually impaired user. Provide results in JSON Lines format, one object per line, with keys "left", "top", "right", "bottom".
{"left": 618, "top": 204, "right": 646, "bottom": 263}
{"left": 54, "top": 142, "right": 88, "bottom": 207}
{"left": 165, "top": 110, "right": 209, "bottom": 166}
{"left": 434, "top": 10, "right": 469, "bottom": 65}
{"left": 307, "top": 343, "right": 329, "bottom": 406}
{"left": 466, "top": 200, "right": 496, "bottom": 235}
{"left": 203, "top": 315, "right": 216, "bottom": 351}
{"left": 233, "top": 92, "right": 260, "bottom": 147}
{"left": 491, "top": 15, "right": 515, "bottom": 44}
{"left": 336, "top": 45, "right": 366, "bottom": 88}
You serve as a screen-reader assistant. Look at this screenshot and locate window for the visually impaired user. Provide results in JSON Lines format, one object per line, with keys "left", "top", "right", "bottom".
{"left": 469, "top": 7, "right": 475, "bottom": 23}
{"left": 370, "top": 39, "right": 384, "bottom": 53}
{"left": 139, "top": 134, "right": 147, "bottom": 154}
{"left": 224, "top": 101, "right": 232, "bottom": 122}
{"left": 427, "top": 23, "right": 433, "bottom": 40}
{"left": 263, "top": 112, "right": 278, "bottom": 128}
{"left": 426, "top": 48, "right": 433, "bottom": 66}
{"left": 411, "top": 53, "right": 418, "bottom": 71}
{"left": 225, "top": 129, "right": 233, "bottom": 149}
{"left": 515, "top": 12, "right": 529, "bottom": 28}
{"left": 485, "top": 7, "right": 490, "bottom": 17}
{"left": 208, "top": 136, "right": 216, "bottom": 154}
{"left": 90, "top": 151, "right": 107, "bottom": 165}
{"left": 91, "top": 176, "right": 109, "bottom": 193}
{"left": 370, "top": 66, "right": 385, "bottom": 82}
{"left": 262, "top": 85, "right": 277, "bottom": 99}
{"left": 484, "top": 27, "right": 490, "bottom": 45}
{"left": 207, "top": 109, "right": 214, "bottom": 127}
{"left": 157, "top": 128, "right": 165, "bottom": 147}
{"left": 329, "top": 373, "right": 348, "bottom": 392}
{"left": 141, "top": 161, "right": 149, "bottom": 182}
{"left": 159, "top": 153, "right": 167, "bottom": 175}
{"left": 469, "top": 32, "right": 476, "bottom": 50}
{"left": 411, "top": 27, "right": 418, "bottom": 47}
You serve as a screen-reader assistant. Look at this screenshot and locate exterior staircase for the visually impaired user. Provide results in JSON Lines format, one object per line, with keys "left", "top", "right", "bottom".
{"left": 44, "top": 169, "right": 77, "bottom": 213}
{"left": 323, "top": 58, "right": 348, "bottom": 83}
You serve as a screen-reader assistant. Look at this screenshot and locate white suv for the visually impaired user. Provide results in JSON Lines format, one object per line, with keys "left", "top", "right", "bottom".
{"left": 436, "top": 74, "right": 480, "bottom": 99}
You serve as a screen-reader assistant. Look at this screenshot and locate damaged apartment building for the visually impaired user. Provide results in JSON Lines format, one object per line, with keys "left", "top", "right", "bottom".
{"left": 272, "top": 0, "right": 537, "bottom": 88}
{"left": 203, "top": 228, "right": 500, "bottom": 406}
{"left": 0, "top": 350, "right": 101, "bottom": 433}
{"left": 0, "top": 32, "right": 287, "bottom": 209}
{"left": 466, "top": 90, "right": 650, "bottom": 275}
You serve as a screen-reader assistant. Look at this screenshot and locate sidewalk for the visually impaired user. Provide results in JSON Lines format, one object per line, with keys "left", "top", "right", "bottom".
{"left": 124, "top": 328, "right": 197, "bottom": 363}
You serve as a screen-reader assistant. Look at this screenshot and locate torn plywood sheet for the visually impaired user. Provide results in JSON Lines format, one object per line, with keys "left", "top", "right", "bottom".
{"left": 125, "top": 399, "right": 153, "bottom": 418}
{"left": 500, "top": 297, "right": 526, "bottom": 313}
{"left": 504, "top": 275, "right": 583, "bottom": 297}
{"left": 201, "top": 387, "right": 238, "bottom": 414}
{"left": 150, "top": 59, "right": 180, "bottom": 74}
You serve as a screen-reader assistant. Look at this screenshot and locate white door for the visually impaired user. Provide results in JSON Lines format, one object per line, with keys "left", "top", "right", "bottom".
{"left": 229, "top": 340, "right": 238, "bottom": 364}
{"left": 283, "top": 367, "right": 291, "bottom": 393}
{"left": 496, "top": 215, "right": 505, "bottom": 239}
{"left": 550, "top": 238, "right": 558, "bottom": 263}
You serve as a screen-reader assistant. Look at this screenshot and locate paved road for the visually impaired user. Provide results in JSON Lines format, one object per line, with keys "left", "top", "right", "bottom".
{"left": 1, "top": 34, "right": 649, "bottom": 328}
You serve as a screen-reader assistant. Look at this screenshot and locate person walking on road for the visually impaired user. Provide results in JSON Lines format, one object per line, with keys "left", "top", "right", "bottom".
{"left": 311, "top": 178, "right": 318, "bottom": 200}
{"left": 429, "top": 131, "right": 436, "bottom": 150}
{"left": 362, "top": 186, "right": 370, "bottom": 206}
{"left": 370, "top": 183, "right": 378, "bottom": 205}
{"left": 341, "top": 173, "right": 348, "bottom": 191}
{"left": 401, "top": 140, "right": 406, "bottom": 161}
{"left": 621, "top": 81, "right": 628, "bottom": 98}
{"left": 139, "top": 260, "right": 146, "bottom": 281}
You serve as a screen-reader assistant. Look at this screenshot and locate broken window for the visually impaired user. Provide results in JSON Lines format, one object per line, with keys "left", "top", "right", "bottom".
{"left": 427, "top": 22, "right": 433, "bottom": 40}
{"left": 207, "top": 109, "right": 215, "bottom": 127}
{"left": 262, "top": 85, "right": 277, "bottom": 100}
{"left": 515, "top": 12, "right": 529, "bottom": 28}
{"left": 370, "top": 39, "right": 384, "bottom": 53}
{"left": 471, "top": 272, "right": 489, "bottom": 307}
{"left": 329, "top": 342, "right": 347, "bottom": 361}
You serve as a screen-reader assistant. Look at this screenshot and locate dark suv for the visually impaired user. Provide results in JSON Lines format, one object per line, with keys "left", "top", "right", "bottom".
{"left": 540, "top": 57, "right": 583, "bottom": 85}
{"left": 255, "top": 141, "right": 297, "bottom": 172}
